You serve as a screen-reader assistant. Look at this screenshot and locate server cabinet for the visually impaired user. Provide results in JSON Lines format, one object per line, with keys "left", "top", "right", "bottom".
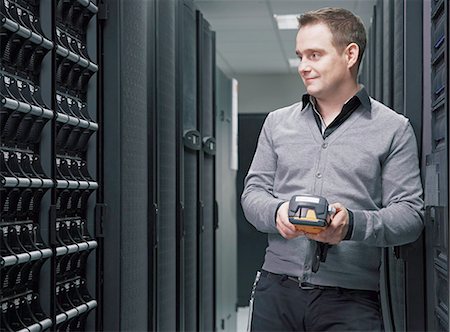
{"left": 382, "top": 0, "right": 394, "bottom": 108}
{"left": 389, "top": 1, "right": 425, "bottom": 330}
{"left": 376, "top": 1, "right": 405, "bottom": 330}
{"left": 366, "top": 1, "right": 425, "bottom": 330}
{"left": 425, "top": 0, "right": 449, "bottom": 330}
{"left": 178, "top": 0, "right": 199, "bottom": 330}
{"left": 392, "top": 0, "right": 404, "bottom": 113}
{"left": 1, "top": 0, "right": 99, "bottom": 330}
{"left": 154, "top": 0, "right": 178, "bottom": 331}
{"left": 102, "top": 0, "right": 151, "bottom": 330}
{"left": 1, "top": 0, "right": 54, "bottom": 330}
{"left": 53, "top": 0, "right": 99, "bottom": 329}
{"left": 101, "top": 1, "right": 217, "bottom": 330}
{"left": 197, "top": 10, "right": 216, "bottom": 332}
{"left": 382, "top": 0, "right": 406, "bottom": 328}
{"left": 374, "top": 0, "right": 383, "bottom": 101}
{"left": 2, "top": 0, "right": 218, "bottom": 330}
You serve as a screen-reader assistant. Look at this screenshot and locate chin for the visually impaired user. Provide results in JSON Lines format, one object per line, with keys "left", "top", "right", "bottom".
{"left": 306, "top": 86, "right": 321, "bottom": 97}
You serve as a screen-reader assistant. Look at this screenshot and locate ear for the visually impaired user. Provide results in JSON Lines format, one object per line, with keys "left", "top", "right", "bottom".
{"left": 345, "top": 43, "right": 359, "bottom": 69}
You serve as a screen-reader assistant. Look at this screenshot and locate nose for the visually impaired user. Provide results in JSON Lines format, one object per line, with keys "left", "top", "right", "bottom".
{"left": 298, "top": 60, "right": 311, "bottom": 76}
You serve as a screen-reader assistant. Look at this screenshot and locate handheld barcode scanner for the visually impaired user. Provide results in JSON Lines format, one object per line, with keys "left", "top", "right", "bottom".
{"left": 288, "top": 195, "right": 335, "bottom": 234}
{"left": 288, "top": 194, "right": 335, "bottom": 272}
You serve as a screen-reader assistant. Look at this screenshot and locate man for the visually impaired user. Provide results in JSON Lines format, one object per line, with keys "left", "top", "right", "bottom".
{"left": 241, "top": 7, "right": 424, "bottom": 331}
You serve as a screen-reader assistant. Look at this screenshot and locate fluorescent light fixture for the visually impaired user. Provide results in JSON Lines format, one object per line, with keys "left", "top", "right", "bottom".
{"left": 288, "top": 58, "right": 301, "bottom": 68}
{"left": 274, "top": 14, "right": 299, "bottom": 30}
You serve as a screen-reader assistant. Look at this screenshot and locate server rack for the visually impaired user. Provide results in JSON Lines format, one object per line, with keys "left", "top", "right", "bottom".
{"left": 390, "top": 1, "right": 425, "bottom": 330}
{"left": 53, "top": 0, "right": 99, "bottom": 329}
{"left": 392, "top": 0, "right": 404, "bottom": 113}
{"left": 379, "top": 0, "right": 407, "bottom": 330}
{"left": 197, "top": 10, "right": 217, "bottom": 332}
{"left": 154, "top": 0, "right": 178, "bottom": 331}
{"left": 364, "top": 1, "right": 425, "bottom": 330}
{"left": 1, "top": 0, "right": 99, "bottom": 330}
{"left": 102, "top": 0, "right": 151, "bottom": 330}
{"left": 374, "top": 0, "right": 383, "bottom": 101}
{"left": 100, "top": 0, "right": 217, "bottom": 330}
{"left": 1, "top": 0, "right": 54, "bottom": 330}
{"left": 382, "top": 0, "right": 393, "bottom": 108}
{"left": 148, "top": 0, "right": 156, "bottom": 329}
{"left": 178, "top": 0, "right": 200, "bottom": 330}
{"left": 1, "top": 0, "right": 218, "bottom": 330}
{"left": 425, "top": 0, "right": 449, "bottom": 330}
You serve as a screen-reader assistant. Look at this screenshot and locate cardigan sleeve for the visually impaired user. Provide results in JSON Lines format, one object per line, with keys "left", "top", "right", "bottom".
{"left": 350, "top": 121, "right": 424, "bottom": 246}
{"left": 241, "top": 112, "right": 285, "bottom": 233}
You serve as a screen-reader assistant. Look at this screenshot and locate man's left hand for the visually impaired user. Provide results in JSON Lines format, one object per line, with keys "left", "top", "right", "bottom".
{"left": 306, "top": 203, "right": 349, "bottom": 245}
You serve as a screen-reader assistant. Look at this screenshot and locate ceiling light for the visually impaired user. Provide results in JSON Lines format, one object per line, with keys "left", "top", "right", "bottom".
{"left": 288, "top": 58, "right": 301, "bottom": 68}
{"left": 274, "top": 14, "right": 299, "bottom": 30}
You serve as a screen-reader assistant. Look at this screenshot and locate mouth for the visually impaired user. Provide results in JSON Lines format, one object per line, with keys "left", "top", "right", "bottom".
{"left": 304, "top": 77, "right": 317, "bottom": 83}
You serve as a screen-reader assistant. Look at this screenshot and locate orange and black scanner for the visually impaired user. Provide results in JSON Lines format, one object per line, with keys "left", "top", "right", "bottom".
{"left": 288, "top": 195, "right": 335, "bottom": 234}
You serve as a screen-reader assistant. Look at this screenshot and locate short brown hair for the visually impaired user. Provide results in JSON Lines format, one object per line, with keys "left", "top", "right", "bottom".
{"left": 298, "top": 7, "right": 367, "bottom": 69}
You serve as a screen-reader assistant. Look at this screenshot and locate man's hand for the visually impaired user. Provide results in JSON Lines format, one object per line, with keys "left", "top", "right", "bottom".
{"left": 306, "top": 203, "right": 349, "bottom": 245}
{"left": 276, "top": 201, "right": 306, "bottom": 239}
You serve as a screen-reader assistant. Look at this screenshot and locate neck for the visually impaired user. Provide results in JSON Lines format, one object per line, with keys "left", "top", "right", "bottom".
{"left": 315, "top": 82, "right": 360, "bottom": 116}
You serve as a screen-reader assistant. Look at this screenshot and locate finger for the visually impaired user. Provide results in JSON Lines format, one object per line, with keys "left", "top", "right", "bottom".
{"left": 277, "top": 227, "right": 302, "bottom": 239}
{"left": 305, "top": 232, "right": 322, "bottom": 241}
{"left": 277, "top": 222, "right": 298, "bottom": 238}
{"left": 328, "top": 211, "right": 348, "bottom": 235}
{"left": 277, "top": 227, "right": 290, "bottom": 239}
{"left": 306, "top": 228, "right": 332, "bottom": 243}
{"left": 305, "top": 233, "right": 316, "bottom": 241}
{"left": 277, "top": 218, "right": 306, "bottom": 239}
{"left": 329, "top": 203, "right": 339, "bottom": 209}
{"left": 330, "top": 202, "right": 344, "bottom": 211}
{"left": 276, "top": 219, "right": 295, "bottom": 238}
{"left": 278, "top": 214, "right": 297, "bottom": 231}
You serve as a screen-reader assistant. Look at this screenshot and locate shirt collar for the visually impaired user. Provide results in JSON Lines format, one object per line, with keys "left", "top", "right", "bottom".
{"left": 301, "top": 85, "right": 371, "bottom": 112}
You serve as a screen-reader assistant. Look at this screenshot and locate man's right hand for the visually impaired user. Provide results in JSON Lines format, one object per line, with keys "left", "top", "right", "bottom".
{"left": 276, "top": 201, "right": 306, "bottom": 239}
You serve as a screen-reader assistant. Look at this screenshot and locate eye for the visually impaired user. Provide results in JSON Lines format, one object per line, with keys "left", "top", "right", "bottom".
{"left": 310, "top": 52, "right": 320, "bottom": 60}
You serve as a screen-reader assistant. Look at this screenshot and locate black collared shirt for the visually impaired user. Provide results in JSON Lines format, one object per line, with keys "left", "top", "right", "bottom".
{"left": 301, "top": 87, "right": 371, "bottom": 139}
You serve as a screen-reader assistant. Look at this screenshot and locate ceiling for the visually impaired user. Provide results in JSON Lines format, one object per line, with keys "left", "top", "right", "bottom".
{"left": 193, "top": 0, "right": 377, "bottom": 76}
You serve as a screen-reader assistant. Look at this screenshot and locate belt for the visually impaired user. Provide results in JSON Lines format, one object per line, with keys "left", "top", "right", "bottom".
{"left": 261, "top": 270, "right": 334, "bottom": 290}
{"left": 260, "top": 270, "right": 378, "bottom": 296}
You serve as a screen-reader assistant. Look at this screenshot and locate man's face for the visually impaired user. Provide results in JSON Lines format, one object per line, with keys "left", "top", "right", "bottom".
{"left": 295, "top": 23, "right": 349, "bottom": 99}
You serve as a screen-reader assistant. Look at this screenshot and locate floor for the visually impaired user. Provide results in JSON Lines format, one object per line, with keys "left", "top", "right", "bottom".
{"left": 237, "top": 306, "right": 250, "bottom": 332}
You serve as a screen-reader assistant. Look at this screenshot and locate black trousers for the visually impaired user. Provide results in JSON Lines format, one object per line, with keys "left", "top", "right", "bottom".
{"left": 248, "top": 270, "right": 383, "bottom": 332}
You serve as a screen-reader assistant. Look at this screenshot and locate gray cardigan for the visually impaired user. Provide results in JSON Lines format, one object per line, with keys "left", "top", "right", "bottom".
{"left": 241, "top": 98, "right": 424, "bottom": 291}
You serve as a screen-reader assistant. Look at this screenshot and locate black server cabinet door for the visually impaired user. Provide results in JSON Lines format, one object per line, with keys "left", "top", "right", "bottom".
{"left": 197, "top": 11, "right": 216, "bottom": 332}
{"left": 366, "top": 2, "right": 426, "bottom": 330}
{"left": 382, "top": 0, "right": 394, "bottom": 108}
{"left": 374, "top": 0, "right": 383, "bottom": 101}
{"left": 425, "top": 1, "right": 448, "bottom": 331}
{"left": 102, "top": 0, "right": 151, "bottom": 330}
{"left": 180, "top": 0, "right": 200, "bottom": 331}
{"left": 393, "top": 0, "right": 404, "bottom": 113}
{"left": 156, "top": 0, "right": 177, "bottom": 331}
